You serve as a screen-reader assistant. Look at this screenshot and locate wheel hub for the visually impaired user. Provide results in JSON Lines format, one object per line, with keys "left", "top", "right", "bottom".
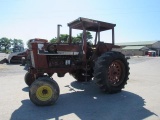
{"left": 108, "top": 60, "right": 125, "bottom": 86}
{"left": 42, "top": 89, "right": 48, "bottom": 95}
{"left": 36, "top": 85, "right": 53, "bottom": 101}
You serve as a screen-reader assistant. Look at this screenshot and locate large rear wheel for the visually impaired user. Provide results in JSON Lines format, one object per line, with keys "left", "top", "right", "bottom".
{"left": 29, "top": 77, "right": 60, "bottom": 106}
{"left": 93, "top": 51, "right": 130, "bottom": 93}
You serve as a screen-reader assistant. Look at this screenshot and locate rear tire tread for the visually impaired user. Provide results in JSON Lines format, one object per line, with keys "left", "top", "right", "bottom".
{"left": 93, "top": 51, "right": 130, "bottom": 93}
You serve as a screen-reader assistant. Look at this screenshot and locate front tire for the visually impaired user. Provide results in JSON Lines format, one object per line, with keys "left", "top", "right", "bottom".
{"left": 93, "top": 51, "right": 130, "bottom": 93}
{"left": 29, "top": 77, "right": 60, "bottom": 106}
{"left": 24, "top": 72, "right": 35, "bottom": 87}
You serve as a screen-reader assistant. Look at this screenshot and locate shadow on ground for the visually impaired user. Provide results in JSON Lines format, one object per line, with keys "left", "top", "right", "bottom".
{"left": 22, "top": 87, "right": 29, "bottom": 92}
{"left": 11, "top": 81, "right": 156, "bottom": 120}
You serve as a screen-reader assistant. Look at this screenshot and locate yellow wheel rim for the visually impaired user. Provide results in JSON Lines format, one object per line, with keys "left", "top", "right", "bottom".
{"left": 36, "top": 85, "right": 53, "bottom": 101}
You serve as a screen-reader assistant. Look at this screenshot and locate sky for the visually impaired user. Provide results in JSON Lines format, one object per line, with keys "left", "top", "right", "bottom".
{"left": 0, "top": 0, "right": 160, "bottom": 48}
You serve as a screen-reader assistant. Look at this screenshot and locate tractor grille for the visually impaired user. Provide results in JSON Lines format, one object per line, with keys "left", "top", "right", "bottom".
{"left": 48, "top": 55, "right": 78, "bottom": 68}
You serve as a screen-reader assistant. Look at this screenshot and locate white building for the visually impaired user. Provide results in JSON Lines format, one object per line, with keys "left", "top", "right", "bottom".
{"left": 114, "top": 41, "right": 160, "bottom": 56}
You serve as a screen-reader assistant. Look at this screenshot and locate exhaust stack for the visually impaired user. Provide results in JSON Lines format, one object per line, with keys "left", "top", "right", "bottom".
{"left": 57, "top": 24, "right": 62, "bottom": 43}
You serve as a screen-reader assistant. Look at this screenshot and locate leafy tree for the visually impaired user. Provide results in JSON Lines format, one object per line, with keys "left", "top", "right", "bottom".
{"left": 50, "top": 37, "right": 57, "bottom": 43}
{"left": 12, "top": 39, "right": 24, "bottom": 47}
{"left": 0, "top": 37, "right": 24, "bottom": 52}
{"left": 77, "top": 31, "right": 93, "bottom": 41}
{"left": 50, "top": 31, "right": 93, "bottom": 44}
{"left": 50, "top": 34, "right": 69, "bottom": 43}
{"left": 0, "top": 37, "right": 12, "bottom": 51}
{"left": 72, "top": 37, "right": 81, "bottom": 43}
{"left": 72, "top": 31, "right": 93, "bottom": 44}
{"left": 59, "top": 34, "right": 69, "bottom": 43}
{"left": 0, "top": 40, "right": 2, "bottom": 51}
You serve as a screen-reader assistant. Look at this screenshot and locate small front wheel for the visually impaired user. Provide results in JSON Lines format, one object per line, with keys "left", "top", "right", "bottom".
{"left": 29, "top": 77, "right": 60, "bottom": 106}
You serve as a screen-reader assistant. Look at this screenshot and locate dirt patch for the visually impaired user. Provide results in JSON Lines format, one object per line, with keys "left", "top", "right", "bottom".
{"left": 0, "top": 64, "right": 6, "bottom": 70}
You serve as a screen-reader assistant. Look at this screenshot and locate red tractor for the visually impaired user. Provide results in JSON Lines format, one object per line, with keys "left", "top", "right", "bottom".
{"left": 25, "top": 17, "right": 130, "bottom": 106}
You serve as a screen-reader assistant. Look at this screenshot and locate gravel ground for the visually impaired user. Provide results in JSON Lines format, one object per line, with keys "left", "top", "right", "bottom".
{"left": 0, "top": 53, "right": 160, "bottom": 120}
{"left": 0, "top": 53, "right": 8, "bottom": 60}
{"left": 0, "top": 53, "right": 24, "bottom": 77}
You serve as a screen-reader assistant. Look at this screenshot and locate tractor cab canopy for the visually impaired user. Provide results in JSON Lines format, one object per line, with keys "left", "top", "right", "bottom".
{"left": 68, "top": 17, "right": 116, "bottom": 31}
{"left": 67, "top": 17, "right": 116, "bottom": 45}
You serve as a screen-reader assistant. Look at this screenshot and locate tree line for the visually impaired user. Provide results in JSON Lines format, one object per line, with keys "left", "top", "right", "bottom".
{"left": 0, "top": 31, "right": 93, "bottom": 53}
{"left": 0, "top": 37, "right": 24, "bottom": 52}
